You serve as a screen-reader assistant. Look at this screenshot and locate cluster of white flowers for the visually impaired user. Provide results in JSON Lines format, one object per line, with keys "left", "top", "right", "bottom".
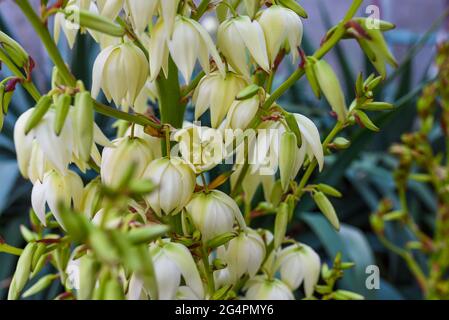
{"left": 6, "top": 0, "right": 395, "bottom": 301}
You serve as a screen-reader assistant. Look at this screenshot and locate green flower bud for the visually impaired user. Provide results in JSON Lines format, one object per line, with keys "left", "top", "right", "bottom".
{"left": 103, "top": 277, "right": 125, "bottom": 300}
{"left": 316, "top": 184, "right": 342, "bottom": 198}
{"left": 0, "top": 31, "right": 29, "bottom": 68}
{"left": 274, "top": 203, "right": 289, "bottom": 248}
{"left": 280, "top": 131, "right": 298, "bottom": 192}
{"left": 127, "top": 225, "right": 170, "bottom": 245}
{"left": 8, "top": 242, "right": 37, "bottom": 300}
{"left": 54, "top": 94, "right": 72, "bottom": 136}
{"left": 236, "top": 84, "right": 261, "bottom": 100}
{"left": 78, "top": 254, "right": 99, "bottom": 300}
{"left": 313, "top": 192, "right": 340, "bottom": 231}
{"left": 333, "top": 289, "right": 365, "bottom": 300}
{"left": 360, "top": 102, "right": 394, "bottom": 111}
{"left": 74, "top": 91, "right": 94, "bottom": 162}
{"left": 22, "top": 274, "right": 58, "bottom": 298}
{"left": 67, "top": 9, "right": 126, "bottom": 37}
{"left": 333, "top": 137, "right": 351, "bottom": 149}
{"left": 314, "top": 60, "right": 348, "bottom": 122}
{"left": 355, "top": 110, "right": 379, "bottom": 132}
{"left": 305, "top": 59, "right": 321, "bottom": 99}
{"left": 278, "top": 0, "right": 308, "bottom": 18}
{"left": 207, "top": 232, "right": 237, "bottom": 249}
{"left": 25, "top": 95, "right": 52, "bottom": 134}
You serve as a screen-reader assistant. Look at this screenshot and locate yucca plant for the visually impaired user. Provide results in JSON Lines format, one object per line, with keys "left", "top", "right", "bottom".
{"left": 0, "top": 0, "right": 429, "bottom": 301}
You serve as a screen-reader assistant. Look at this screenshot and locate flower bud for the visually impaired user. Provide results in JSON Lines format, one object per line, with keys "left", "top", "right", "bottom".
{"left": 193, "top": 72, "right": 248, "bottom": 128}
{"left": 226, "top": 95, "right": 260, "bottom": 130}
{"left": 78, "top": 254, "right": 99, "bottom": 300}
{"left": 244, "top": 275, "right": 294, "bottom": 300}
{"left": 70, "top": 8, "right": 126, "bottom": 37}
{"left": 279, "top": 131, "right": 298, "bottom": 192}
{"left": 22, "top": 274, "right": 58, "bottom": 298}
{"left": 8, "top": 243, "right": 37, "bottom": 300}
{"left": 0, "top": 30, "right": 29, "bottom": 68}
{"left": 278, "top": 0, "right": 308, "bottom": 18}
{"left": 143, "top": 157, "right": 196, "bottom": 216}
{"left": 73, "top": 92, "right": 94, "bottom": 162}
{"left": 217, "top": 228, "right": 265, "bottom": 281}
{"left": 217, "top": 16, "right": 269, "bottom": 78}
{"left": 185, "top": 190, "right": 246, "bottom": 242}
{"left": 54, "top": 94, "right": 72, "bottom": 136}
{"left": 92, "top": 42, "right": 149, "bottom": 110}
{"left": 101, "top": 137, "right": 155, "bottom": 188}
{"left": 258, "top": 5, "right": 303, "bottom": 66}
{"left": 314, "top": 60, "right": 348, "bottom": 122}
{"left": 25, "top": 95, "right": 53, "bottom": 134}
{"left": 274, "top": 203, "right": 289, "bottom": 248}
{"left": 275, "top": 243, "right": 320, "bottom": 297}
{"left": 312, "top": 191, "right": 340, "bottom": 230}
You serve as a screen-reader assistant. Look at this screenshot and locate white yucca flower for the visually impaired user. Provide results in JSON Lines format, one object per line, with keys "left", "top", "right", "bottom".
{"left": 92, "top": 42, "right": 149, "bottom": 110}
{"left": 167, "top": 16, "right": 225, "bottom": 83}
{"left": 14, "top": 108, "right": 110, "bottom": 182}
{"left": 124, "top": 0, "right": 158, "bottom": 33}
{"left": 143, "top": 157, "right": 196, "bottom": 216}
{"left": 250, "top": 113, "right": 324, "bottom": 178}
{"left": 15, "top": 109, "right": 72, "bottom": 181}
{"left": 193, "top": 71, "right": 248, "bottom": 128}
{"left": 150, "top": 241, "right": 204, "bottom": 300}
{"left": 217, "top": 228, "right": 265, "bottom": 282}
{"left": 31, "top": 170, "right": 84, "bottom": 228}
{"left": 173, "top": 125, "right": 225, "bottom": 173}
{"left": 225, "top": 95, "right": 260, "bottom": 130}
{"left": 275, "top": 243, "right": 321, "bottom": 298}
{"left": 185, "top": 190, "right": 246, "bottom": 242}
{"left": 125, "top": 124, "right": 162, "bottom": 159}
{"left": 258, "top": 5, "right": 303, "bottom": 67}
{"left": 217, "top": 16, "right": 269, "bottom": 78}
{"left": 54, "top": 0, "right": 93, "bottom": 49}
{"left": 231, "top": 164, "right": 275, "bottom": 204}
{"left": 95, "top": 0, "right": 124, "bottom": 20}
{"left": 101, "top": 137, "right": 155, "bottom": 187}
{"left": 148, "top": 19, "right": 170, "bottom": 81}
{"left": 244, "top": 275, "right": 294, "bottom": 300}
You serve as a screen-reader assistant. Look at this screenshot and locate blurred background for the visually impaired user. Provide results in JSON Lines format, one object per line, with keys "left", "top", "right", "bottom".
{"left": 1, "top": 0, "right": 449, "bottom": 300}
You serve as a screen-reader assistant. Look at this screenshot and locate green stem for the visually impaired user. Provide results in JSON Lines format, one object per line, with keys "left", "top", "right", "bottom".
{"left": 0, "top": 243, "right": 23, "bottom": 256}
{"left": 192, "top": 0, "right": 211, "bottom": 21}
{"left": 181, "top": 71, "right": 205, "bottom": 97}
{"left": 15, "top": 0, "right": 76, "bottom": 87}
{"left": 0, "top": 48, "right": 41, "bottom": 101}
{"left": 261, "top": 0, "right": 363, "bottom": 110}
{"left": 201, "top": 246, "right": 215, "bottom": 296}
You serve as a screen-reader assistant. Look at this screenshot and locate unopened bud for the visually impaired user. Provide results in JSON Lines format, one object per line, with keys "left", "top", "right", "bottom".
{"left": 280, "top": 131, "right": 298, "bottom": 192}
{"left": 0, "top": 31, "right": 29, "bottom": 68}
{"left": 127, "top": 225, "right": 170, "bottom": 245}
{"left": 274, "top": 203, "right": 289, "bottom": 248}
{"left": 355, "top": 110, "right": 379, "bottom": 132}
{"left": 236, "top": 84, "right": 260, "bottom": 100}
{"left": 54, "top": 94, "right": 72, "bottom": 136}
{"left": 25, "top": 95, "right": 52, "bottom": 134}
{"left": 8, "top": 242, "right": 37, "bottom": 300}
{"left": 316, "top": 184, "right": 342, "bottom": 198}
{"left": 333, "top": 137, "right": 351, "bottom": 149}
{"left": 22, "top": 274, "right": 58, "bottom": 298}
{"left": 207, "top": 232, "right": 237, "bottom": 249}
{"left": 74, "top": 91, "right": 94, "bottom": 162}
{"left": 278, "top": 0, "right": 308, "bottom": 18}
{"left": 313, "top": 192, "right": 340, "bottom": 231}
{"left": 67, "top": 9, "right": 126, "bottom": 37}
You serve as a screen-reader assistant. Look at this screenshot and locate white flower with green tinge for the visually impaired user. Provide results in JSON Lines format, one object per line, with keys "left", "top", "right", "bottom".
{"left": 185, "top": 190, "right": 246, "bottom": 242}
{"left": 143, "top": 157, "right": 196, "bottom": 217}
{"left": 92, "top": 42, "right": 149, "bottom": 110}
{"left": 244, "top": 275, "right": 294, "bottom": 300}
{"left": 275, "top": 243, "right": 321, "bottom": 298}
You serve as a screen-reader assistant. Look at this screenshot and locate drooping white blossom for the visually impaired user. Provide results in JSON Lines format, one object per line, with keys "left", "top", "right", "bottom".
{"left": 92, "top": 42, "right": 149, "bottom": 110}
{"left": 259, "top": 5, "right": 304, "bottom": 66}
{"left": 193, "top": 72, "right": 248, "bottom": 128}
{"left": 217, "top": 16, "right": 270, "bottom": 78}
{"left": 185, "top": 190, "right": 246, "bottom": 242}
{"left": 244, "top": 275, "right": 294, "bottom": 300}
{"left": 275, "top": 243, "right": 321, "bottom": 298}
{"left": 143, "top": 157, "right": 196, "bottom": 216}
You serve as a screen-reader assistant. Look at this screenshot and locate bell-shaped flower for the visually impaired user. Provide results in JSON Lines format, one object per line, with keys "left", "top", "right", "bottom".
{"left": 150, "top": 241, "right": 204, "bottom": 300}
{"left": 124, "top": 0, "right": 158, "bottom": 33}
{"left": 101, "top": 137, "right": 155, "bottom": 187}
{"left": 54, "top": 0, "right": 94, "bottom": 48}
{"left": 217, "top": 228, "right": 265, "bottom": 282}
{"left": 14, "top": 108, "right": 73, "bottom": 181}
{"left": 274, "top": 243, "right": 321, "bottom": 298}
{"left": 168, "top": 16, "right": 225, "bottom": 83}
{"left": 185, "top": 190, "right": 246, "bottom": 242}
{"left": 225, "top": 95, "right": 260, "bottom": 130}
{"left": 125, "top": 124, "right": 162, "bottom": 159}
{"left": 92, "top": 42, "right": 149, "bottom": 110}
{"left": 258, "top": 5, "right": 303, "bottom": 67}
{"left": 31, "top": 170, "right": 84, "bottom": 228}
{"left": 217, "top": 16, "right": 269, "bottom": 78}
{"left": 173, "top": 125, "right": 225, "bottom": 173}
{"left": 143, "top": 157, "right": 196, "bottom": 217}
{"left": 193, "top": 72, "right": 248, "bottom": 128}
{"left": 244, "top": 275, "right": 294, "bottom": 300}
{"left": 14, "top": 108, "right": 110, "bottom": 182}
{"left": 95, "top": 0, "right": 124, "bottom": 20}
